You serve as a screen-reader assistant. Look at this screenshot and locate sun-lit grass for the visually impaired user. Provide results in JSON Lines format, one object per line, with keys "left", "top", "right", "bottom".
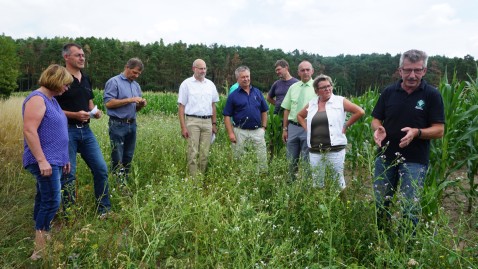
{"left": 0, "top": 84, "right": 477, "bottom": 268}
{"left": 0, "top": 96, "right": 23, "bottom": 162}
{"left": 0, "top": 95, "right": 36, "bottom": 269}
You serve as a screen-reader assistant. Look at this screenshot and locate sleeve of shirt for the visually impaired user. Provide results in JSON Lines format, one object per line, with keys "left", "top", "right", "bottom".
{"left": 428, "top": 89, "right": 445, "bottom": 124}
{"left": 212, "top": 85, "right": 220, "bottom": 103}
{"left": 206, "top": 80, "right": 220, "bottom": 103}
{"left": 87, "top": 76, "right": 94, "bottom": 100}
{"left": 177, "top": 80, "right": 188, "bottom": 105}
{"left": 371, "top": 88, "right": 388, "bottom": 120}
{"left": 223, "top": 94, "right": 234, "bottom": 116}
{"left": 268, "top": 82, "right": 277, "bottom": 98}
{"left": 281, "top": 86, "right": 292, "bottom": 110}
{"left": 103, "top": 77, "right": 118, "bottom": 104}
{"left": 88, "top": 90, "right": 94, "bottom": 101}
{"left": 136, "top": 82, "right": 142, "bottom": 97}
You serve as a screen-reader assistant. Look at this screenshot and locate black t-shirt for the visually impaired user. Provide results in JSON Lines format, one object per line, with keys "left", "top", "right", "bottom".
{"left": 55, "top": 72, "right": 94, "bottom": 125}
{"left": 371, "top": 79, "right": 445, "bottom": 164}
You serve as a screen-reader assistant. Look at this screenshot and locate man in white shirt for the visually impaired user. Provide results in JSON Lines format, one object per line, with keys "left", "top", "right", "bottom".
{"left": 178, "top": 59, "right": 220, "bottom": 176}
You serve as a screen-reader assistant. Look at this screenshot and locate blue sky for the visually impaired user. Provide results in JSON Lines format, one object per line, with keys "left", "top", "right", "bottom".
{"left": 1, "top": 0, "right": 477, "bottom": 58}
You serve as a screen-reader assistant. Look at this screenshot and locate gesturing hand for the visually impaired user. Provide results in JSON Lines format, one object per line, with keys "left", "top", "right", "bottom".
{"left": 399, "top": 127, "right": 416, "bottom": 148}
{"left": 374, "top": 126, "right": 386, "bottom": 147}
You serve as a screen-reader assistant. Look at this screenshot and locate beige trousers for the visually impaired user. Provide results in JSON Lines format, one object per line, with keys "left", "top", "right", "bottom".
{"left": 233, "top": 127, "right": 268, "bottom": 173}
{"left": 186, "top": 117, "right": 212, "bottom": 176}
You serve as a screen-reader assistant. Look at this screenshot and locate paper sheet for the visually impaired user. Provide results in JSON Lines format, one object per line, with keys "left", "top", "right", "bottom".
{"left": 89, "top": 105, "right": 98, "bottom": 118}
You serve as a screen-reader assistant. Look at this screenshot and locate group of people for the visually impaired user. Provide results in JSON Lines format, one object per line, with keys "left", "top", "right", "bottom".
{"left": 177, "top": 50, "right": 445, "bottom": 234}
{"left": 23, "top": 47, "right": 444, "bottom": 260}
{"left": 22, "top": 43, "right": 146, "bottom": 260}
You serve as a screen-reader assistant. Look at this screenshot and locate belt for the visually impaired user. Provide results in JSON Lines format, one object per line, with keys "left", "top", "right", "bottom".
{"left": 289, "top": 121, "right": 300, "bottom": 126}
{"left": 69, "top": 123, "right": 89, "bottom": 128}
{"left": 234, "top": 125, "right": 260, "bottom": 130}
{"left": 186, "top": 114, "right": 212, "bottom": 119}
{"left": 109, "top": 116, "right": 136, "bottom": 123}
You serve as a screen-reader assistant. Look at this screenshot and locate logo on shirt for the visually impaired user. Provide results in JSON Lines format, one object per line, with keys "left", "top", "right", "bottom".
{"left": 415, "top": 99, "right": 425, "bottom": 110}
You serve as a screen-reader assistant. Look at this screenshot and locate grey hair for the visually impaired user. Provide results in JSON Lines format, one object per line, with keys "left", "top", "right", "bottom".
{"left": 399, "top": 49, "right": 428, "bottom": 68}
{"left": 313, "top": 74, "right": 334, "bottom": 90}
{"left": 275, "top": 59, "right": 289, "bottom": 68}
{"left": 126, "top": 58, "right": 144, "bottom": 71}
{"left": 62, "top": 43, "right": 82, "bottom": 57}
{"left": 235, "top": 66, "right": 250, "bottom": 79}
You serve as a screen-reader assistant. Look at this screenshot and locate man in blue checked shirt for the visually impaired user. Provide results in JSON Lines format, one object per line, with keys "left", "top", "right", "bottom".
{"left": 104, "top": 58, "right": 147, "bottom": 187}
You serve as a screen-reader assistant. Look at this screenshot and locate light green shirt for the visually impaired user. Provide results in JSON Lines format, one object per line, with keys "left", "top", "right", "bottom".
{"left": 280, "top": 79, "right": 316, "bottom": 121}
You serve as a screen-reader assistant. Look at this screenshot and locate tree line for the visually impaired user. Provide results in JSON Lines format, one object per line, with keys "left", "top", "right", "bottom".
{"left": 1, "top": 34, "right": 477, "bottom": 97}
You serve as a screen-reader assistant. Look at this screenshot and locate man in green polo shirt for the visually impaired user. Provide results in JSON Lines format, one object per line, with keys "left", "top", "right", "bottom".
{"left": 281, "top": 60, "right": 317, "bottom": 181}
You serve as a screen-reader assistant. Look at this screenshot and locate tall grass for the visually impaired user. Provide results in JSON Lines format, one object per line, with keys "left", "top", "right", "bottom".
{"left": 0, "top": 96, "right": 37, "bottom": 268}
{"left": 1, "top": 82, "right": 477, "bottom": 268}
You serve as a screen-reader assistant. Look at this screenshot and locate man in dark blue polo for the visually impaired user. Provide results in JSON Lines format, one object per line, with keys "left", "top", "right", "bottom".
{"left": 223, "top": 66, "right": 269, "bottom": 172}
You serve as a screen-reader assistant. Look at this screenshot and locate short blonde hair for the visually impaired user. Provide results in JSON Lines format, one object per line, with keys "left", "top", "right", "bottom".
{"left": 313, "top": 74, "right": 334, "bottom": 90}
{"left": 38, "top": 64, "right": 73, "bottom": 93}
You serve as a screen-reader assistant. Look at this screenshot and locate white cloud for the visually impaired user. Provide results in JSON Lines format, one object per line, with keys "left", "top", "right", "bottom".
{"left": 1, "top": 0, "right": 477, "bottom": 58}
{"left": 152, "top": 20, "right": 181, "bottom": 35}
{"left": 415, "top": 3, "right": 460, "bottom": 26}
{"left": 282, "top": 0, "right": 316, "bottom": 12}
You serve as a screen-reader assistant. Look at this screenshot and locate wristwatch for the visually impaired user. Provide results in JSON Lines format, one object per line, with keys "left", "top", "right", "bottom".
{"left": 283, "top": 127, "right": 288, "bottom": 131}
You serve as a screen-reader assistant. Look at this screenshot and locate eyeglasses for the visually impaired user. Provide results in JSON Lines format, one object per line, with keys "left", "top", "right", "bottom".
{"left": 70, "top": 53, "right": 85, "bottom": 58}
{"left": 299, "top": 68, "right": 312, "bottom": 72}
{"left": 317, "top": 85, "right": 332, "bottom": 91}
{"left": 401, "top": 68, "right": 425, "bottom": 75}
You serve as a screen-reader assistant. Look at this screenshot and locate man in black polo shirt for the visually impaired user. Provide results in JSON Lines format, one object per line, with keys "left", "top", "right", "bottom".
{"left": 371, "top": 49, "right": 445, "bottom": 230}
{"left": 55, "top": 43, "right": 111, "bottom": 218}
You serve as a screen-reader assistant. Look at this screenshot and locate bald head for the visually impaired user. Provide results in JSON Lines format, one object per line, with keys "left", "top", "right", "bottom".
{"left": 298, "top": 61, "right": 314, "bottom": 82}
{"left": 192, "top": 59, "right": 207, "bottom": 81}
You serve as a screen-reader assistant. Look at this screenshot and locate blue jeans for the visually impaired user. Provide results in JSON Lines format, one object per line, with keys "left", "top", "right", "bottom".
{"left": 373, "top": 157, "right": 428, "bottom": 227}
{"left": 286, "top": 123, "right": 310, "bottom": 181}
{"left": 26, "top": 164, "right": 62, "bottom": 231}
{"left": 108, "top": 119, "right": 137, "bottom": 182}
{"left": 63, "top": 126, "right": 111, "bottom": 214}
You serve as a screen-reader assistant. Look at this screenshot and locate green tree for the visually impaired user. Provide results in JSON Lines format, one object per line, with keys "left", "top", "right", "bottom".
{"left": 10, "top": 36, "right": 478, "bottom": 94}
{"left": 0, "top": 34, "right": 20, "bottom": 98}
